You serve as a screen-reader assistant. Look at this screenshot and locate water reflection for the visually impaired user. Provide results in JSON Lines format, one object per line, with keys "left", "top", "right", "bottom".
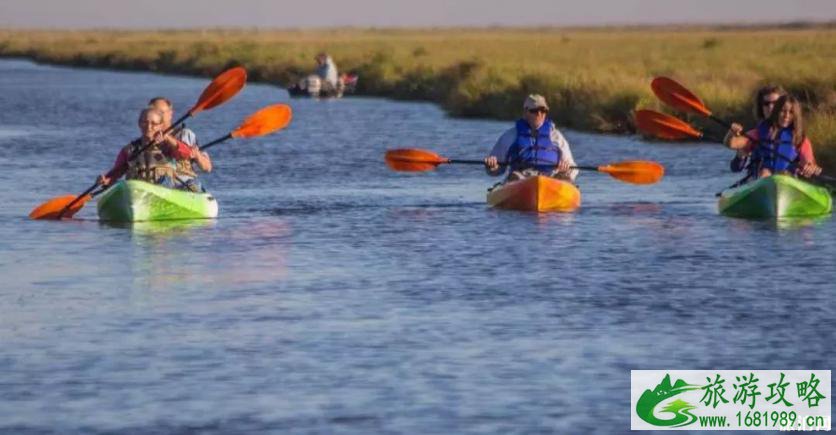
{"left": 99, "top": 219, "right": 216, "bottom": 237}
{"left": 725, "top": 215, "right": 831, "bottom": 232}
{"left": 94, "top": 218, "right": 292, "bottom": 290}
{"left": 534, "top": 210, "right": 577, "bottom": 227}
{"left": 605, "top": 202, "right": 664, "bottom": 217}
{"left": 4, "top": 59, "right": 836, "bottom": 434}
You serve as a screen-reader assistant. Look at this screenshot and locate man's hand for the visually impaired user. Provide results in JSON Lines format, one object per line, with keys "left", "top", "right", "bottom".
{"left": 555, "top": 160, "right": 572, "bottom": 174}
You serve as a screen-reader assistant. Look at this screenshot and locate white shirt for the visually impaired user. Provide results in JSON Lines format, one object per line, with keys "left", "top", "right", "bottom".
{"left": 176, "top": 127, "right": 197, "bottom": 147}
{"left": 487, "top": 123, "right": 578, "bottom": 181}
{"left": 315, "top": 56, "right": 339, "bottom": 88}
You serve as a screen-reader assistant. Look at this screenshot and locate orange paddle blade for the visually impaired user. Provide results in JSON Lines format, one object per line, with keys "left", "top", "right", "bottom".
{"left": 651, "top": 77, "right": 711, "bottom": 117}
{"left": 29, "top": 194, "right": 92, "bottom": 220}
{"left": 597, "top": 160, "right": 665, "bottom": 185}
{"left": 635, "top": 109, "right": 703, "bottom": 140}
{"left": 188, "top": 66, "right": 247, "bottom": 115}
{"left": 230, "top": 104, "right": 293, "bottom": 139}
{"left": 384, "top": 148, "right": 449, "bottom": 172}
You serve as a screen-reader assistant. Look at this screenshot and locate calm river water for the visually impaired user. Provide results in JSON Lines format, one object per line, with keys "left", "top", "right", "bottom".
{"left": 0, "top": 59, "right": 833, "bottom": 434}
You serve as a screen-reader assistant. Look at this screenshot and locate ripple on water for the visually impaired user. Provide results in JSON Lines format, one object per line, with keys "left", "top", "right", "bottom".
{"left": 0, "top": 59, "right": 834, "bottom": 434}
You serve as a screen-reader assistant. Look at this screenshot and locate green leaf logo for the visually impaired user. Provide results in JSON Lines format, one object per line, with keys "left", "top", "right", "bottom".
{"left": 636, "top": 374, "right": 702, "bottom": 427}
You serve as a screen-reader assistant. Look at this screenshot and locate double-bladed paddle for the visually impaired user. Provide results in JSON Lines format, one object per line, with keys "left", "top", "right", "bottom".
{"left": 634, "top": 108, "right": 836, "bottom": 185}
{"left": 384, "top": 148, "right": 665, "bottom": 185}
{"left": 649, "top": 76, "right": 834, "bottom": 183}
{"left": 634, "top": 109, "right": 705, "bottom": 141}
{"left": 29, "top": 67, "right": 248, "bottom": 220}
{"left": 198, "top": 104, "right": 293, "bottom": 151}
{"left": 29, "top": 102, "right": 293, "bottom": 219}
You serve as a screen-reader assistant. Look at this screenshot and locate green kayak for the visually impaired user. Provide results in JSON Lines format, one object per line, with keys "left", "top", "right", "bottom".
{"left": 718, "top": 174, "right": 832, "bottom": 219}
{"left": 97, "top": 180, "right": 218, "bottom": 222}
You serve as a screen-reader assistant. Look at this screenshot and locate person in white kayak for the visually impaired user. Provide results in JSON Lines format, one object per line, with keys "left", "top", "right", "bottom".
{"left": 484, "top": 94, "right": 577, "bottom": 182}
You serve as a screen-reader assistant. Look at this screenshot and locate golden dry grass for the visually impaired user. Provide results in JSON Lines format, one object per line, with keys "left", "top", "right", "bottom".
{"left": 1, "top": 27, "right": 835, "bottom": 169}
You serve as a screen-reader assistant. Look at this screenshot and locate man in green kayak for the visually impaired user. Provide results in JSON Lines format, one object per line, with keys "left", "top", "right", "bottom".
{"left": 149, "top": 97, "right": 212, "bottom": 192}
{"left": 97, "top": 108, "right": 192, "bottom": 187}
{"left": 484, "top": 94, "right": 577, "bottom": 181}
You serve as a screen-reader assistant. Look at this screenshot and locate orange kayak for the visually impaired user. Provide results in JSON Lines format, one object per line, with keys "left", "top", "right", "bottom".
{"left": 486, "top": 175, "right": 581, "bottom": 212}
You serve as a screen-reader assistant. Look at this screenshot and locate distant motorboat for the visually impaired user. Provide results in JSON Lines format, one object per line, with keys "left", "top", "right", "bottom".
{"left": 287, "top": 73, "right": 359, "bottom": 99}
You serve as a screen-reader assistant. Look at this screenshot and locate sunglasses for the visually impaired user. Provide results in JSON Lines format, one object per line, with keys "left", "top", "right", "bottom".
{"left": 762, "top": 99, "right": 780, "bottom": 106}
{"left": 527, "top": 108, "right": 548, "bottom": 114}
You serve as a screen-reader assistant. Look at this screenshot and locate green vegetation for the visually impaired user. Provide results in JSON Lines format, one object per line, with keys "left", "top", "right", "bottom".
{"left": 1, "top": 27, "right": 835, "bottom": 169}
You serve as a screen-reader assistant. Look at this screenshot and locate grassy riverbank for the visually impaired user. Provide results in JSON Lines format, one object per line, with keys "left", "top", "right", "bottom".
{"left": 1, "top": 27, "right": 835, "bottom": 169}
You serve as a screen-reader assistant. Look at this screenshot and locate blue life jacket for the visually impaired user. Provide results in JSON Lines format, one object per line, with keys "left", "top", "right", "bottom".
{"left": 752, "top": 122, "right": 798, "bottom": 174}
{"left": 506, "top": 119, "right": 561, "bottom": 172}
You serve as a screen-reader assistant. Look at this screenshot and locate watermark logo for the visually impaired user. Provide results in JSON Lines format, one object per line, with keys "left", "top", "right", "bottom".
{"left": 631, "top": 371, "right": 830, "bottom": 431}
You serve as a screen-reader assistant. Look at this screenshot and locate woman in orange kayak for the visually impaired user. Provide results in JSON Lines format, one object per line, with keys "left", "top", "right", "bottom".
{"left": 484, "top": 94, "right": 577, "bottom": 181}
{"left": 724, "top": 94, "right": 822, "bottom": 179}
{"left": 97, "top": 108, "right": 193, "bottom": 188}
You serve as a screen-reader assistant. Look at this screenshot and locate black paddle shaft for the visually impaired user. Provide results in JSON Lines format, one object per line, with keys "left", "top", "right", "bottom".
{"left": 450, "top": 159, "right": 595, "bottom": 172}
{"left": 448, "top": 159, "right": 484, "bottom": 165}
{"left": 56, "top": 182, "right": 99, "bottom": 218}
{"left": 199, "top": 133, "right": 233, "bottom": 151}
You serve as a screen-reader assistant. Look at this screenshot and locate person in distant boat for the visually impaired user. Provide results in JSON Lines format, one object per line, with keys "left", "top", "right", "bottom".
{"left": 149, "top": 97, "right": 212, "bottom": 192}
{"left": 484, "top": 94, "right": 577, "bottom": 182}
{"left": 289, "top": 52, "right": 341, "bottom": 97}
{"left": 96, "top": 108, "right": 192, "bottom": 188}
{"left": 724, "top": 94, "right": 822, "bottom": 179}
{"left": 314, "top": 52, "right": 339, "bottom": 91}
{"left": 727, "top": 85, "right": 786, "bottom": 174}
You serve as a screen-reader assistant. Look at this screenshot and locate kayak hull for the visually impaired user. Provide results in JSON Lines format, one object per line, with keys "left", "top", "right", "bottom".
{"left": 96, "top": 180, "right": 218, "bottom": 222}
{"left": 287, "top": 85, "right": 344, "bottom": 99}
{"left": 718, "top": 174, "right": 832, "bottom": 219}
{"left": 487, "top": 175, "right": 581, "bottom": 212}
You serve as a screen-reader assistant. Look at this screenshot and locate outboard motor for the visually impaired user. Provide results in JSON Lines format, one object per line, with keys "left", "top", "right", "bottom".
{"left": 303, "top": 75, "right": 322, "bottom": 97}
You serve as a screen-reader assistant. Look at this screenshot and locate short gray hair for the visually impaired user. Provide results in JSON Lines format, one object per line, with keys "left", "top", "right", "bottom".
{"left": 148, "top": 96, "right": 172, "bottom": 108}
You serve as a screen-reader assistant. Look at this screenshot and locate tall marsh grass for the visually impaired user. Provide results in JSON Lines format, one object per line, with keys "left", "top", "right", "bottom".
{"left": 1, "top": 27, "right": 835, "bottom": 169}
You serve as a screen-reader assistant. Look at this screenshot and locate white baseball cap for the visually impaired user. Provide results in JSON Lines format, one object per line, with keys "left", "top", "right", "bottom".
{"left": 523, "top": 94, "right": 549, "bottom": 111}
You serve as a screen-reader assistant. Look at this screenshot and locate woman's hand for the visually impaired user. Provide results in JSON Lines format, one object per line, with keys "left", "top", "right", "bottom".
{"left": 555, "top": 160, "right": 572, "bottom": 174}
{"left": 725, "top": 123, "right": 749, "bottom": 150}
{"left": 97, "top": 174, "right": 112, "bottom": 186}
{"left": 798, "top": 162, "right": 822, "bottom": 178}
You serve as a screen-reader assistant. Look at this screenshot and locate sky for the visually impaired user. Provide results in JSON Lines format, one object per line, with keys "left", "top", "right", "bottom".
{"left": 0, "top": 0, "right": 834, "bottom": 28}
